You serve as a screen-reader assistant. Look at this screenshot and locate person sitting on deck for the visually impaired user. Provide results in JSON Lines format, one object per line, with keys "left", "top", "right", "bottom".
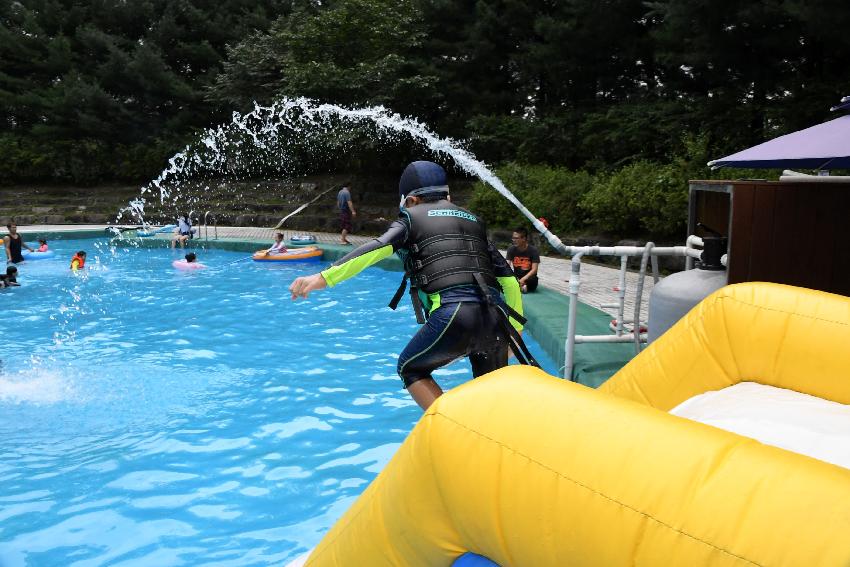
{"left": 506, "top": 227, "right": 540, "bottom": 293}
{"left": 171, "top": 214, "right": 195, "bottom": 248}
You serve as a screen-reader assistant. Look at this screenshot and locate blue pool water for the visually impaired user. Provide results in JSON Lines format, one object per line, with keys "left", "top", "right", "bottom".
{"left": 0, "top": 238, "right": 558, "bottom": 566}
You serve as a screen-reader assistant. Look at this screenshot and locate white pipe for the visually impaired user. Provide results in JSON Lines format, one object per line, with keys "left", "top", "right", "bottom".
{"left": 615, "top": 255, "right": 628, "bottom": 336}
{"left": 564, "top": 251, "right": 585, "bottom": 381}
{"left": 576, "top": 333, "right": 647, "bottom": 344}
{"left": 633, "top": 243, "right": 654, "bottom": 355}
{"left": 685, "top": 234, "right": 703, "bottom": 270}
{"left": 556, "top": 245, "right": 699, "bottom": 258}
{"left": 557, "top": 240, "right": 702, "bottom": 381}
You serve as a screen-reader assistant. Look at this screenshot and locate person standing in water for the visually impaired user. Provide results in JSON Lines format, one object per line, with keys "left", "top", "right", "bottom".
{"left": 290, "top": 161, "right": 537, "bottom": 410}
{"left": 4, "top": 222, "right": 33, "bottom": 264}
{"left": 337, "top": 183, "right": 356, "bottom": 245}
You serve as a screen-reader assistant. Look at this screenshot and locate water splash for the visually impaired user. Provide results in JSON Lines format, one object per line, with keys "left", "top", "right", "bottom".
{"left": 116, "top": 98, "right": 567, "bottom": 251}
{"left": 0, "top": 367, "right": 76, "bottom": 405}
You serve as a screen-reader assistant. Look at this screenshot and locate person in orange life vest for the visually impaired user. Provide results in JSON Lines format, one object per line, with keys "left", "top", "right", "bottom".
{"left": 506, "top": 227, "right": 540, "bottom": 293}
{"left": 70, "top": 251, "right": 87, "bottom": 272}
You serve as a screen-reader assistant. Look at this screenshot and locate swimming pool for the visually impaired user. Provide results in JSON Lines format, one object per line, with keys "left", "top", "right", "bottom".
{"left": 0, "top": 238, "right": 557, "bottom": 566}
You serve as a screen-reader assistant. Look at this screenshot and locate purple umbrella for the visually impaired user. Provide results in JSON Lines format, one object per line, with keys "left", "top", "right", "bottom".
{"left": 708, "top": 107, "right": 850, "bottom": 170}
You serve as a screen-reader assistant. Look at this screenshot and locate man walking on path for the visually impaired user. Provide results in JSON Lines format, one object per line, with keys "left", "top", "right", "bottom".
{"left": 337, "top": 183, "right": 356, "bottom": 244}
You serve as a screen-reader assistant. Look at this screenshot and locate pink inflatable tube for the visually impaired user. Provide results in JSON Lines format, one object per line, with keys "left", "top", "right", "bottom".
{"left": 172, "top": 260, "right": 206, "bottom": 270}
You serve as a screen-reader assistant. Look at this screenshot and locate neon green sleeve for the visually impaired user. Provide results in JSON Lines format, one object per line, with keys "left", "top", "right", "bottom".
{"left": 321, "top": 244, "right": 394, "bottom": 287}
{"left": 497, "top": 275, "right": 524, "bottom": 332}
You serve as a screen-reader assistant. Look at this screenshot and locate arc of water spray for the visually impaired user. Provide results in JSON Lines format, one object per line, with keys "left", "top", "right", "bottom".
{"left": 233, "top": 99, "right": 569, "bottom": 254}
{"left": 125, "top": 97, "right": 569, "bottom": 254}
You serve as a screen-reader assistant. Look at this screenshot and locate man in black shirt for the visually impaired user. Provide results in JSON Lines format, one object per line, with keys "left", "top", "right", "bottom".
{"left": 506, "top": 227, "right": 540, "bottom": 293}
{"left": 4, "top": 222, "right": 33, "bottom": 264}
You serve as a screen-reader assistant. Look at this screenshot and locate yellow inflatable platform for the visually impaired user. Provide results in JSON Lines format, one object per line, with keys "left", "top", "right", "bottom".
{"left": 300, "top": 283, "right": 850, "bottom": 566}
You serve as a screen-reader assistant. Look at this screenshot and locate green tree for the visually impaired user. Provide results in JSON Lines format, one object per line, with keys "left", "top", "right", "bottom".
{"left": 210, "top": 0, "right": 436, "bottom": 116}
{"left": 0, "top": 0, "right": 283, "bottom": 183}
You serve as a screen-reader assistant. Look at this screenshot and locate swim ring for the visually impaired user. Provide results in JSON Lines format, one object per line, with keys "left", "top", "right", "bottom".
{"left": 20, "top": 250, "right": 55, "bottom": 260}
{"left": 252, "top": 246, "right": 322, "bottom": 262}
{"left": 172, "top": 259, "right": 206, "bottom": 270}
{"left": 287, "top": 234, "right": 317, "bottom": 247}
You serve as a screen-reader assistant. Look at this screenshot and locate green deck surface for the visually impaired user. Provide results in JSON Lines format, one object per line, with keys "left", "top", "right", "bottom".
{"left": 521, "top": 288, "right": 634, "bottom": 387}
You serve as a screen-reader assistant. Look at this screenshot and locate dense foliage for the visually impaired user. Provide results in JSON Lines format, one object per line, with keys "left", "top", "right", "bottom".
{"left": 0, "top": 0, "right": 283, "bottom": 183}
{"left": 2, "top": 0, "right": 850, "bottom": 236}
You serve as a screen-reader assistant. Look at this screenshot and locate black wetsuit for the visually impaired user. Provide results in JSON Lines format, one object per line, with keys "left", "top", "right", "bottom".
{"left": 321, "top": 200, "right": 529, "bottom": 387}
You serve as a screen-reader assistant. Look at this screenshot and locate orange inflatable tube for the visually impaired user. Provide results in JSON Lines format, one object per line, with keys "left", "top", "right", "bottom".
{"left": 252, "top": 246, "right": 323, "bottom": 262}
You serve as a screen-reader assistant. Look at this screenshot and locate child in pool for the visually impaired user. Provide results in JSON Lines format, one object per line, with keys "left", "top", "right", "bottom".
{"left": 37, "top": 239, "right": 48, "bottom": 252}
{"left": 262, "top": 233, "right": 288, "bottom": 256}
{"left": 0, "top": 265, "right": 20, "bottom": 287}
{"left": 70, "top": 250, "right": 86, "bottom": 272}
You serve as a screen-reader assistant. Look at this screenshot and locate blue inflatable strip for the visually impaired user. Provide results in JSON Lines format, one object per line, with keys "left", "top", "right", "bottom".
{"left": 452, "top": 552, "right": 500, "bottom": 567}
{"left": 20, "top": 250, "right": 55, "bottom": 260}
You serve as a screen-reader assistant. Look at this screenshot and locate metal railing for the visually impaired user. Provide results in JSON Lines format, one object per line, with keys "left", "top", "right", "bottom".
{"left": 202, "top": 211, "right": 218, "bottom": 242}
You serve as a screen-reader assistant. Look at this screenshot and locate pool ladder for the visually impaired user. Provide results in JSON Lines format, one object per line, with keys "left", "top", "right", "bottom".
{"left": 202, "top": 211, "right": 218, "bottom": 242}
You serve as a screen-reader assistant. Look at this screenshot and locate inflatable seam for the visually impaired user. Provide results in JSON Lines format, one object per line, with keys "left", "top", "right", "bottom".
{"left": 717, "top": 293, "right": 850, "bottom": 329}
{"left": 431, "top": 411, "right": 763, "bottom": 567}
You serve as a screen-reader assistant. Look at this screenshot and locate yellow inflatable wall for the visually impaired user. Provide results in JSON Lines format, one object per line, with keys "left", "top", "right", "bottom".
{"left": 302, "top": 283, "right": 850, "bottom": 566}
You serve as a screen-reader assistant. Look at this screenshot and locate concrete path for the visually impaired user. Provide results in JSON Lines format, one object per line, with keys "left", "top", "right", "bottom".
{"left": 11, "top": 224, "right": 655, "bottom": 322}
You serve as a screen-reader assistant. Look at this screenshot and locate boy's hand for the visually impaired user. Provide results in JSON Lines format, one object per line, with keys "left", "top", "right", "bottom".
{"left": 289, "top": 273, "right": 327, "bottom": 299}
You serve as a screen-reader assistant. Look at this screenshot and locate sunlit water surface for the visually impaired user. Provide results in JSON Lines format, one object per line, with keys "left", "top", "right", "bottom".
{"left": 0, "top": 238, "right": 557, "bottom": 566}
